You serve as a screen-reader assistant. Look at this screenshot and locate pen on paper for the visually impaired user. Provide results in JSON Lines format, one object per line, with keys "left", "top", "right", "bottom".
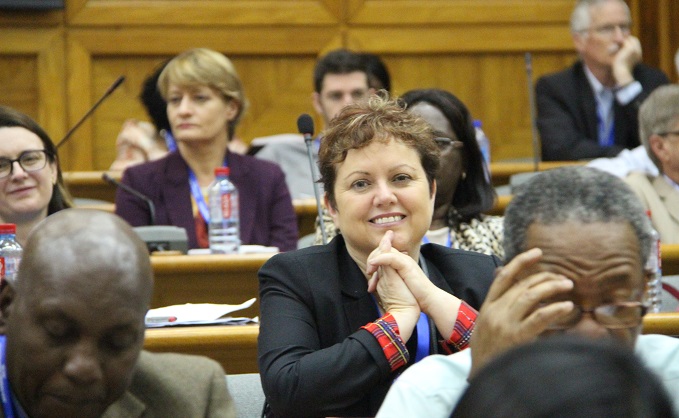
{"left": 146, "top": 316, "right": 177, "bottom": 324}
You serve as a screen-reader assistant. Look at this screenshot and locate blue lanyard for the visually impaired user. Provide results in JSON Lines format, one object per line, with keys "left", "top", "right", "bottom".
{"left": 415, "top": 256, "right": 431, "bottom": 362}
{"left": 188, "top": 158, "right": 228, "bottom": 223}
{"left": 421, "top": 229, "right": 452, "bottom": 248}
{"left": 0, "top": 336, "right": 16, "bottom": 418}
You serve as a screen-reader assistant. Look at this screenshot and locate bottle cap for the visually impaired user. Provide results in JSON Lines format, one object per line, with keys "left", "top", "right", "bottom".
{"left": 214, "top": 167, "right": 230, "bottom": 176}
{"left": 0, "top": 224, "right": 16, "bottom": 234}
{"left": 473, "top": 120, "right": 482, "bottom": 128}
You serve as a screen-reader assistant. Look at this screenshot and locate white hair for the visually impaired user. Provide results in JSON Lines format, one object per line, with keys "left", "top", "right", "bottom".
{"left": 570, "top": 0, "right": 630, "bottom": 34}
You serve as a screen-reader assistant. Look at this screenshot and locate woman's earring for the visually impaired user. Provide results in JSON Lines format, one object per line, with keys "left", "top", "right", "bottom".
{"left": 461, "top": 171, "right": 467, "bottom": 180}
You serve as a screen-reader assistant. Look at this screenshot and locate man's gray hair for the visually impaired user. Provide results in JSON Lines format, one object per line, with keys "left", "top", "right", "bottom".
{"left": 638, "top": 85, "right": 679, "bottom": 173}
{"left": 504, "top": 167, "right": 652, "bottom": 266}
{"left": 570, "top": 0, "right": 630, "bottom": 34}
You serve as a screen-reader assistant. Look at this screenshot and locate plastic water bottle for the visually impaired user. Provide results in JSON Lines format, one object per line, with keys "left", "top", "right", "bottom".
{"left": 645, "top": 211, "right": 662, "bottom": 312}
{"left": 0, "top": 224, "right": 23, "bottom": 285}
{"left": 473, "top": 120, "right": 491, "bottom": 181}
{"left": 208, "top": 167, "right": 240, "bottom": 254}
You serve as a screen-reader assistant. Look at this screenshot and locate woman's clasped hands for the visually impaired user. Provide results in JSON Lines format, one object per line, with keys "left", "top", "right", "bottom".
{"left": 367, "top": 230, "right": 467, "bottom": 343}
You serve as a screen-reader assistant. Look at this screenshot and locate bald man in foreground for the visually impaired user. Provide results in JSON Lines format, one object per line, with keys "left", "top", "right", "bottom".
{"left": 0, "top": 209, "right": 235, "bottom": 418}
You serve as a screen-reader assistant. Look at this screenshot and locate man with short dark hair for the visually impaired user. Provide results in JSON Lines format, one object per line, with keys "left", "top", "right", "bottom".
{"left": 536, "top": 0, "right": 668, "bottom": 161}
{"left": 0, "top": 209, "right": 235, "bottom": 418}
{"left": 257, "top": 49, "right": 373, "bottom": 199}
{"left": 377, "top": 167, "right": 679, "bottom": 417}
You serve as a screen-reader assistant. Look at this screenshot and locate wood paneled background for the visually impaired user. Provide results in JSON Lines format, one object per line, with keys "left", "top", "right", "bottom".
{"left": 0, "top": 0, "right": 676, "bottom": 171}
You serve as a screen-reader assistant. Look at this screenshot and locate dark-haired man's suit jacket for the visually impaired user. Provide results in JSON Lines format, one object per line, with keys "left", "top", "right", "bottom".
{"left": 536, "top": 61, "right": 668, "bottom": 161}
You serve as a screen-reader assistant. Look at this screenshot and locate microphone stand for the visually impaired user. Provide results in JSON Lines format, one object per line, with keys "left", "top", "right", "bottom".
{"left": 102, "top": 173, "right": 156, "bottom": 226}
{"left": 304, "top": 136, "right": 328, "bottom": 245}
{"left": 525, "top": 52, "right": 541, "bottom": 172}
{"left": 56, "top": 75, "right": 126, "bottom": 149}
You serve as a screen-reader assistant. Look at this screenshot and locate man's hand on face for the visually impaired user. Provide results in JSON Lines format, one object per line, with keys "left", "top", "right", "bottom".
{"left": 612, "top": 36, "right": 642, "bottom": 87}
{"left": 469, "top": 248, "right": 574, "bottom": 377}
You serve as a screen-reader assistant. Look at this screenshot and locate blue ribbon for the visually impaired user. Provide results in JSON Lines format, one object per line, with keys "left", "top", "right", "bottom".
{"left": 0, "top": 335, "right": 16, "bottom": 418}
{"left": 187, "top": 158, "right": 228, "bottom": 223}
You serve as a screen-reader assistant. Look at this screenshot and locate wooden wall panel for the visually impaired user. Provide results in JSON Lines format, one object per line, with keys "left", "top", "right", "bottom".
{"left": 0, "top": 0, "right": 673, "bottom": 170}
{"left": 349, "top": 0, "right": 574, "bottom": 24}
{"left": 0, "top": 28, "right": 66, "bottom": 146}
{"left": 66, "top": 0, "right": 338, "bottom": 26}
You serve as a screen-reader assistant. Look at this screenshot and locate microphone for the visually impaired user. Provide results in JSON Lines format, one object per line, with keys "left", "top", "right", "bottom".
{"left": 56, "top": 75, "right": 126, "bottom": 149}
{"left": 525, "top": 52, "right": 541, "bottom": 172}
{"left": 102, "top": 172, "right": 156, "bottom": 226}
{"left": 297, "top": 114, "right": 327, "bottom": 245}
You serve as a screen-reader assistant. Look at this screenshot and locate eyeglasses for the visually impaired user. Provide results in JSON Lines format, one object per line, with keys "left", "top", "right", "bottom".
{"left": 588, "top": 23, "right": 631, "bottom": 37}
{"left": 434, "top": 137, "right": 464, "bottom": 151}
{"left": 0, "top": 150, "right": 51, "bottom": 179}
{"left": 546, "top": 301, "right": 646, "bottom": 330}
{"left": 657, "top": 130, "right": 679, "bottom": 138}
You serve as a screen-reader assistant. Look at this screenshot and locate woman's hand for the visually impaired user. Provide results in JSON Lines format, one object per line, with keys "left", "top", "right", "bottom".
{"left": 366, "top": 231, "right": 420, "bottom": 341}
{"left": 367, "top": 231, "right": 470, "bottom": 341}
{"left": 367, "top": 231, "right": 438, "bottom": 312}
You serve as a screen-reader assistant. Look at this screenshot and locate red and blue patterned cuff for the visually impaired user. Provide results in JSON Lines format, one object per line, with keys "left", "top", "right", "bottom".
{"left": 441, "top": 300, "right": 477, "bottom": 354}
{"left": 362, "top": 312, "right": 409, "bottom": 372}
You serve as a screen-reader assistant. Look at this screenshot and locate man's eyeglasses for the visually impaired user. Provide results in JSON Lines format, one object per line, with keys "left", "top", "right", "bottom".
{"left": 546, "top": 301, "right": 646, "bottom": 330}
{"left": 657, "top": 130, "right": 679, "bottom": 138}
{"left": 588, "top": 23, "right": 631, "bottom": 37}
{"left": 0, "top": 150, "right": 52, "bottom": 179}
{"left": 434, "top": 137, "right": 464, "bottom": 151}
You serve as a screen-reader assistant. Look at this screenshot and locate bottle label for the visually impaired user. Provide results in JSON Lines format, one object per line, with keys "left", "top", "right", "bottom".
{"left": 221, "top": 194, "right": 233, "bottom": 219}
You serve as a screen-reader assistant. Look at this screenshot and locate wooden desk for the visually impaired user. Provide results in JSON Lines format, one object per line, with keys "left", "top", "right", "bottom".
{"left": 142, "top": 313, "right": 678, "bottom": 377}
{"left": 489, "top": 161, "right": 584, "bottom": 186}
{"left": 144, "top": 324, "right": 259, "bottom": 375}
{"left": 293, "top": 198, "right": 318, "bottom": 238}
{"left": 150, "top": 254, "right": 272, "bottom": 318}
{"left": 662, "top": 244, "right": 679, "bottom": 276}
{"left": 64, "top": 171, "right": 117, "bottom": 202}
{"left": 642, "top": 313, "right": 679, "bottom": 336}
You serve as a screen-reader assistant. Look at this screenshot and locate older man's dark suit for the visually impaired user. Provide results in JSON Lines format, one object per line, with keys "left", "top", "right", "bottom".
{"left": 536, "top": 61, "right": 668, "bottom": 161}
{"left": 115, "top": 151, "right": 298, "bottom": 251}
{"left": 258, "top": 235, "right": 501, "bottom": 417}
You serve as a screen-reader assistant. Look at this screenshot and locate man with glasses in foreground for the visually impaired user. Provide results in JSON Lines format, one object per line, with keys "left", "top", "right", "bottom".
{"left": 625, "top": 85, "right": 679, "bottom": 244}
{"left": 536, "top": 0, "right": 668, "bottom": 161}
{"left": 377, "top": 166, "right": 679, "bottom": 417}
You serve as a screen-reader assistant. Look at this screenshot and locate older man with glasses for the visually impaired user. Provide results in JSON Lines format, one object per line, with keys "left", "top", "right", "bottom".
{"left": 625, "top": 85, "right": 679, "bottom": 244}
{"left": 377, "top": 166, "right": 679, "bottom": 417}
{"left": 535, "top": 0, "right": 668, "bottom": 161}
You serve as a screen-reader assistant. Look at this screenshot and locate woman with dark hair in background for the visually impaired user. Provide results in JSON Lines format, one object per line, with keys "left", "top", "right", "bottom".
{"left": 0, "top": 106, "right": 73, "bottom": 245}
{"left": 316, "top": 88, "right": 503, "bottom": 258}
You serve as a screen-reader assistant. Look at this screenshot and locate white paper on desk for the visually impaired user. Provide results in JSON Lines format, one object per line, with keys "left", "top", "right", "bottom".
{"left": 145, "top": 298, "right": 256, "bottom": 328}
{"left": 187, "top": 245, "right": 278, "bottom": 256}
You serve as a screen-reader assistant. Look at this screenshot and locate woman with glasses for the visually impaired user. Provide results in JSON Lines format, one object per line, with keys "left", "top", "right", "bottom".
{"left": 0, "top": 106, "right": 72, "bottom": 245}
{"left": 316, "top": 89, "right": 503, "bottom": 258}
